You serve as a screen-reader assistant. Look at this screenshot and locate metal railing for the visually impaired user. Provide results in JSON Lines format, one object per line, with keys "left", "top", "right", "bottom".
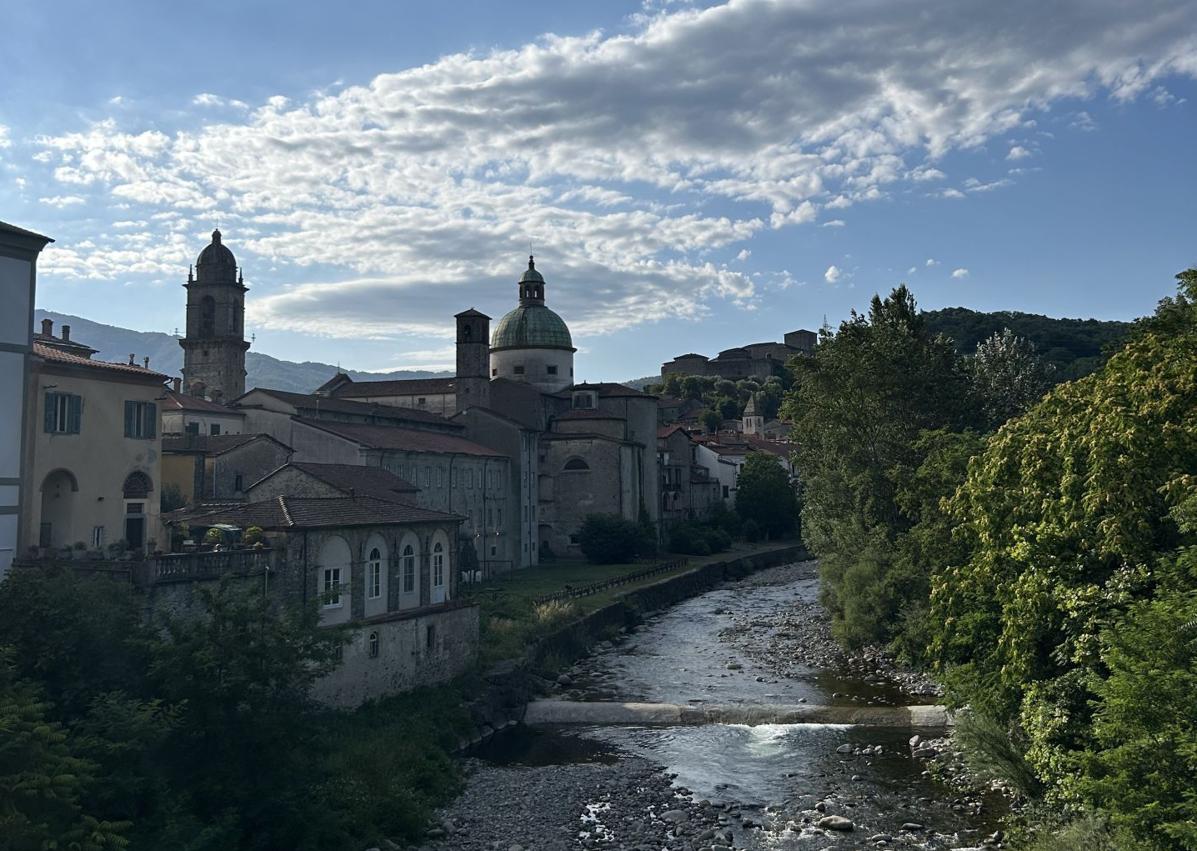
{"left": 530, "top": 558, "right": 689, "bottom": 606}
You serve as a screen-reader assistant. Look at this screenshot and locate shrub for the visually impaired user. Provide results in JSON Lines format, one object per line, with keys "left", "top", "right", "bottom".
{"left": 576, "top": 514, "right": 642, "bottom": 564}
{"left": 242, "top": 526, "right": 265, "bottom": 546}
{"left": 742, "top": 518, "right": 761, "bottom": 542}
{"left": 532, "top": 599, "right": 575, "bottom": 627}
{"left": 668, "top": 521, "right": 731, "bottom": 556}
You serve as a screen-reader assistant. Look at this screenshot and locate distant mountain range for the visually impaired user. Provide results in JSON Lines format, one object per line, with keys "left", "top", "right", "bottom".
{"left": 33, "top": 310, "right": 451, "bottom": 395}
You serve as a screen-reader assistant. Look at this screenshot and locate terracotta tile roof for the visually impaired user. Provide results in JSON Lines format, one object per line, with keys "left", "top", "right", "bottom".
{"left": 33, "top": 341, "right": 169, "bottom": 381}
{"left": 255, "top": 462, "right": 420, "bottom": 502}
{"left": 295, "top": 418, "right": 505, "bottom": 457}
{"left": 657, "top": 424, "right": 689, "bottom": 439}
{"left": 236, "top": 388, "right": 455, "bottom": 427}
{"left": 331, "top": 377, "right": 456, "bottom": 398}
{"left": 162, "top": 389, "right": 246, "bottom": 415}
{"left": 174, "top": 495, "right": 460, "bottom": 530}
{"left": 163, "top": 433, "right": 290, "bottom": 456}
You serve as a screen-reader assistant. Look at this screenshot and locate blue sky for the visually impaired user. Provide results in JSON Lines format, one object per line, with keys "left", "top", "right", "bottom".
{"left": 2, "top": 0, "right": 1195, "bottom": 380}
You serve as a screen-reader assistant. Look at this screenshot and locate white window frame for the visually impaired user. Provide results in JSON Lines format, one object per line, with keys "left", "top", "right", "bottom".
{"left": 367, "top": 547, "right": 382, "bottom": 599}
{"left": 432, "top": 542, "right": 445, "bottom": 589}
{"left": 322, "top": 567, "right": 343, "bottom": 608}
{"left": 402, "top": 546, "right": 416, "bottom": 593}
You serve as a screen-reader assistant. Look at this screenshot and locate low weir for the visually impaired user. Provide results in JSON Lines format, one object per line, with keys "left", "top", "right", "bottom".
{"left": 524, "top": 699, "right": 954, "bottom": 728}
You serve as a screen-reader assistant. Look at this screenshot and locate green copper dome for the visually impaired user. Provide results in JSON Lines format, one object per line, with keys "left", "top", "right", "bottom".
{"left": 491, "top": 304, "right": 574, "bottom": 351}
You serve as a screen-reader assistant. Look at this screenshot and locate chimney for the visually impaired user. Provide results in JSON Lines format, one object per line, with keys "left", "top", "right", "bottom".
{"left": 172, "top": 377, "right": 182, "bottom": 393}
{"left": 128, "top": 353, "right": 135, "bottom": 365}
{"left": 61, "top": 324, "right": 71, "bottom": 342}
{"left": 143, "top": 356, "right": 150, "bottom": 368}
{"left": 40, "top": 318, "right": 52, "bottom": 337}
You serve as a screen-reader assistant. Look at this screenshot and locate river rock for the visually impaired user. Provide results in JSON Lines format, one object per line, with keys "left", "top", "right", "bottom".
{"left": 835, "top": 743, "right": 853, "bottom": 754}
{"left": 660, "top": 809, "right": 688, "bottom": 823}
{"left": 818, "top": 815, "right": 855, "bottom": 831}
{"left": 901, "top": 822, "right": 924, "bottom": 831}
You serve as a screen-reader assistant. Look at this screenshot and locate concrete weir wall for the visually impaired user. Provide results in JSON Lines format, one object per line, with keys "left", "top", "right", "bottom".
{"left": 463, "top": 543, "right": 808, "bottom": 748}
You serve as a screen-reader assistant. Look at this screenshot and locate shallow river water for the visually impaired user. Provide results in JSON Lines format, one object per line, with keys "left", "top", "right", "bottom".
{"left": 478, "top": 563, "right": 1005, "bottom": 849}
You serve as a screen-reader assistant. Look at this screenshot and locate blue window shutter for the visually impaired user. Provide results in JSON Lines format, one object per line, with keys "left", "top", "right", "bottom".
{"left": 44, "top": 392, "right": 56, "bottom": 433}
{"left": 124, "top": 401, "right": 135, "bottom": 437}
{"left": 68, "top": 395, "right": 82, "bottom": 434}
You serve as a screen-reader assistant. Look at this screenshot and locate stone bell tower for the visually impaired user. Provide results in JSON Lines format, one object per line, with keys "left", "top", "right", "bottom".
{"left": 179, "top": 229, "right": 250, "bottom": 403}
{"left": 455, "top": 308, "right": 491, "bottom": 413}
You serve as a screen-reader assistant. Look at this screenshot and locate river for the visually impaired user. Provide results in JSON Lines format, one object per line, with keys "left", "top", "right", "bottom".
{"left": 443, "top": 561, "right": 1004, "bottom": 850}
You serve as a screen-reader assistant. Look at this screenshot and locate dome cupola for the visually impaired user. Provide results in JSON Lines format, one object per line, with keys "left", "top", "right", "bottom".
{"left": 490, "top": 255, "right": 575, "bottom": 393}
{"left": 195, "top": 228, "right": 239, "bottom": 284}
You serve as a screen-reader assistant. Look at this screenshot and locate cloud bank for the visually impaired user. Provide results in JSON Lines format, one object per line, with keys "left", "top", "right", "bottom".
{"left": 26, "top": 0, "right": 1197, "bottom": 339}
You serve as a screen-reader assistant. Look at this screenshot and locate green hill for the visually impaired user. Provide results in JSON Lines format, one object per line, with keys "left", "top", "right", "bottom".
{"left": 923, "top": 307, "right": 1133, "bottom": 380}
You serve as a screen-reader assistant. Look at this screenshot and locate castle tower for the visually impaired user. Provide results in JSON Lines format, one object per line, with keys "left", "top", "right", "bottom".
{"left": 179, "top": 229, "right": 249, "bottom": 403}
{"left": 743, "top": 392, "right": 764, "bottom": 435}
{"left": 455, "top": 308, "right": 491, "bottom": 413}
{"left": 490, "top": 256, "right": 575, "bottom": 393}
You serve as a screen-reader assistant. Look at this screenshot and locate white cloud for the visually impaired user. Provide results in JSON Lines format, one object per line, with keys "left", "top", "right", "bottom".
{"left": 926, "top": 258, "right": 939, "bottom": 267}
{"left": 824, "top": 264, "right": 842, "bottom": 283}
{"left": 0, "top": 125, "right": 10, "bottom": 149}
{"left": 27, "top": 0, "right": 1197, "bottom": 338}
{"left": 821, "top": 219, "right": 846, "bottom": 227}
{"left": 736, "top": 248, "right": 751, "bottom": 261}
{"left": 939, "top": 188, "right": 967, "bottom": 199}
{"left": 952, "top": 267, "right": 970, "bottom": 279}
{"left": 907, "top": 266, "right": 917, "bottom": 275}
{"left": 1007, "top": 145, "right": 1032, "bottom": 160}
{"left": 39, "top": 195, "right": 86, "bottom": 208}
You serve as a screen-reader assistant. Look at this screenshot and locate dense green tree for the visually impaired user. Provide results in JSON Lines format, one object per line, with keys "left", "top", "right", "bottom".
{"left": 700, "top": 408, "right": 722, "bottom": 433}
{"left": 930, "top": 271, "right": 1197, "bottom": 831}
{"left": 734, "top": 453, "right": 798, "bottom": 538}
{"left": 783, "top": 285, "right": 975, "bottom": 647}
{"left": 969, "top": 328, "right": 1054, "bottom": 428}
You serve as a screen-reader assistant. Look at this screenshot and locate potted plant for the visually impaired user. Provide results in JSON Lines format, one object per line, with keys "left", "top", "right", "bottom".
{"left": 243, "top": 526, "right": 265, "bottom": 548}
{"left": 71, "top": 541, "right": 88, "bottom": 561}
{"left": 204, "top": 527, "right": 223, "bottom": 551}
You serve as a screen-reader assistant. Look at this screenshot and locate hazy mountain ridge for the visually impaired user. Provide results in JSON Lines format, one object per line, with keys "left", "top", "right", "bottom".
{"left": 33, "top": 310, "right": 451, "bottom": 395}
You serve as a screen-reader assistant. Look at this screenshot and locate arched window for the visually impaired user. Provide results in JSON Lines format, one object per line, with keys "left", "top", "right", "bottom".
{"left": 563, "top": 457, "right": 590, "bottom": 472}
{"left": 367, "top": 547, "right": 383, "bottom": 599}
{"left": 431, "top": 541, "right": 445, "bottom": 602}
{"left": 200, "top": 295, "right": 216, "bottom": 338}
{"left": 402, "top": 544, "right": 416, "bottom": 594}
{"left": 122, "top": 471, "right": 153, "bottom": 498}
{"left": 317, "top": 536, "right": 352, "bottom": 621}
{"left": 368, "top": 631, "right": 380, "bottom": 659}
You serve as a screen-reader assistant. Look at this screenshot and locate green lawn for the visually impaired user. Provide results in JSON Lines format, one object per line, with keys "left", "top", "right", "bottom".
{"left": 464, "top": 540, "right": 799, "bottom": 667}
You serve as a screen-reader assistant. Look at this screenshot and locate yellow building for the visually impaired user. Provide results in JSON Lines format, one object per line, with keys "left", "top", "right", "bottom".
{"left": 21, "top": 320, "right": 168, "bottom": 555}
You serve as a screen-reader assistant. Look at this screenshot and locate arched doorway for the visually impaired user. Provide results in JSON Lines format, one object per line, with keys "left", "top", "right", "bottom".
{"left": 122, "top": 472, "right": 153, "bottom": 551}
{"left": 40, "top": 469, "right": 79, "bottom": 549}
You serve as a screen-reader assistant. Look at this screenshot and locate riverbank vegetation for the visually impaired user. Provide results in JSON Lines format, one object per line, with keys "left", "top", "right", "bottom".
{"left": 0, "top": 567, "right": 471, "bottom": 850}
{"left": 787, "top": 270, "right": 1197, "bottom": 849}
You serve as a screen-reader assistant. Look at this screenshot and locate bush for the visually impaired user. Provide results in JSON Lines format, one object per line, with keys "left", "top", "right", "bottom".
{"left": 742, "top": 518, "right": 761, "bottom": 542}
{"left": 576, "top": 514, "right": 643, "bottom": 564}
{"left": 668, "top": 521, "right": 731, "bottom": 556}
{"left": 707, "top": 502, "right": 742, "bottom": 538}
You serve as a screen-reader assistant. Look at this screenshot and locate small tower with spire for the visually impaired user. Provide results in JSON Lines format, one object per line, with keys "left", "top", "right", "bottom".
{"left": 179, "top": 228, "right": 250, "bottom": 403}
{"left": 742, "top": 392, "right": 764, "bottom": 435}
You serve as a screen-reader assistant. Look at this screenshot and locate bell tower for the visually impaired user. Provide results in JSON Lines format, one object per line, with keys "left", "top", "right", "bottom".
{"left": 455, "top": 308, "right": 491, "bottom": 413}
{"left": 179, "top": 229, "right": 250, "bottom": 403}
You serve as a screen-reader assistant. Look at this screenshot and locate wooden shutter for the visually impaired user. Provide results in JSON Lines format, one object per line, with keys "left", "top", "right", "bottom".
{"left": 44, "top": 392, "right": 56, "bottom": 433}
{"left": 124, "top": 401, "right": 135, "bottom": 437}
{"left": 67, "top": 395, "right": 82, "bottom": 434}
{"left": 142, "top": 403, "right": 156, "bottom": 438}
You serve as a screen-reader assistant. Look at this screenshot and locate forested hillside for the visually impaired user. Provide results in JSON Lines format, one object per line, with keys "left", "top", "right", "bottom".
{"left": 923, "top": 307, "right": 1131, "bottom": 380}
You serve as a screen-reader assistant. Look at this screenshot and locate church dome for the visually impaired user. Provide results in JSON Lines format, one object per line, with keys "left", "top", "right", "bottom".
{"left": 195, "top": 229, "right": 238, "bottom": 282}
{"left": 491, "top": 304, "right": 574, "bottom": 351}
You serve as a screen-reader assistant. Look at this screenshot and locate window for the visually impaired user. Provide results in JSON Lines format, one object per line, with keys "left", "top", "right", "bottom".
{"left": 417, "top": 397, "right": 427, "bottom": 407}
{"left": 334, "top": 644, "right": 344, "bottom": 663}
{"left": 572, "top": 392, "right": 595, "bottom": 410}
{"left": 486, "top": 507, "right": 493, "bottom": 527}
{"left": 91, "top": 525, "right": 105, "bottom": 549}
{"left": 425, "top": 624, "right": 437, "bottom": 651}
{"left": 233, "top": 474, "right": 243, "bottom": 492}
{"left": 123, "top": 401, "right": 157, "bottom": 439}
{"left": 368, "top": 631, "right": 380, "bottom": 658}
{"left": 722, "top": 485, "right": 730, "bottom": 499}
{"left": 563, "top": 458, "right": 590, "bottom": 472}
{"left": 402, "top": 545, "right": 415, "bottom": 593}
{"left": 513, "top": 365, "right": 525, "bottom": 375}
{"left": 491, "top": 368, "right": 498, "bottom": 377}
{"left": 185, "top": 422, "right": 200, "bottom": 435}
{"left": 547, "top": 365, "right": 558, "bottom": 375}
{"left": 44, "top": 392, "right": 81, "bottom": 434}
{"left": 200, "top": 295, "right": 216, "bottom": 337}
{"left": 432, "top": 542, "right": 444, "bottom": 588}
{"left": 367, "top": 547, "right": 382, "bottom": 599}
{"left": 209, "top": 423, "right": 221, "bottom": 435}
{"left": 322, "top": 567, "right": 343, "bottom": 608}
{"left": 490, "top": 545, "right": 497, "bottom": 557}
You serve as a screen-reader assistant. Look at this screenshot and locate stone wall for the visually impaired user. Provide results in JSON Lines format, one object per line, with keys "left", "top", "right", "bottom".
{"left": 312, "top": 603, "right": 480, "bottom": 708}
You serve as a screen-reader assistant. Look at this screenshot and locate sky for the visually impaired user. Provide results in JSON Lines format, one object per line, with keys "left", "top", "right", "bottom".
{"left": 2, "top": 0, "right": 1195, "bottom": 381}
